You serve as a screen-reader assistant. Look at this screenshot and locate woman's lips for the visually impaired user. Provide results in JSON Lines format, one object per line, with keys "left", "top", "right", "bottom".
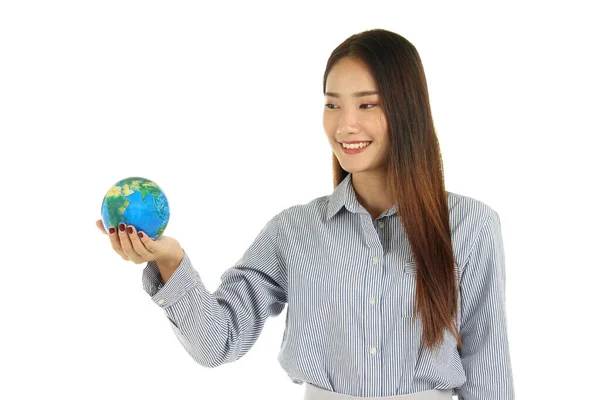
{"left": 340, "top": 141, "right": 371, "bottom": 154}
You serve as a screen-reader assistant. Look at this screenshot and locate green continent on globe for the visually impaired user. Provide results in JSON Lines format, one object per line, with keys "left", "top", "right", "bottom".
{"left": 103, "top": 189, "right": 130, "bottom": 230}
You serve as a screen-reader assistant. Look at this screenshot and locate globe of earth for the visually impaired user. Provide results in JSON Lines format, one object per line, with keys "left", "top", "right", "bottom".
{"left": 101, "top": 177, "right": 170, "bottom": 240}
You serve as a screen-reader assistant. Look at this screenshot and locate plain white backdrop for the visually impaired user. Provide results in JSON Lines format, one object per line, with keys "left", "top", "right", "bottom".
{"left": 1, "top": 1, "right": 598, "bottom": 399}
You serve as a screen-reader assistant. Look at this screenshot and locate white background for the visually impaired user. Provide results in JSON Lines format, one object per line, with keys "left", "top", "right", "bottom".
{"left": 1, "top": 1, "right": 598, "bottom": 399}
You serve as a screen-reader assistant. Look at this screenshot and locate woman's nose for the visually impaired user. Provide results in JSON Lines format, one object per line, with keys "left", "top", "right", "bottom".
{"left": 337, "top": 111, "right": 360, "bottom": 132}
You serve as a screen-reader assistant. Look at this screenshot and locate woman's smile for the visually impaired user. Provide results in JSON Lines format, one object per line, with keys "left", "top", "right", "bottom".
{"left": 339, "top": 141, "right": 372, "bottom": 154}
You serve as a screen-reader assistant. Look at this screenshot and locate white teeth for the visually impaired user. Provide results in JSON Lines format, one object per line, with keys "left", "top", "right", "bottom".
{"left": 342, "top": 142, "right": 371, "bottom": 149}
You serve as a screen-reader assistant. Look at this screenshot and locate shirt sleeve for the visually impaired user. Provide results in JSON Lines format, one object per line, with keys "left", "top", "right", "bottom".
{"left": 455, "top": 210, "right": 515, "bottom": 400}
{"left": 140, "top": 212, "right": 288, "bottom": 368}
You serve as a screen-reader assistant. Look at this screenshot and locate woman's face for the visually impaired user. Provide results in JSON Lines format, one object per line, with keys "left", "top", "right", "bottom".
{"left": 323, "top": 56, "right": 389, "bottom": 175}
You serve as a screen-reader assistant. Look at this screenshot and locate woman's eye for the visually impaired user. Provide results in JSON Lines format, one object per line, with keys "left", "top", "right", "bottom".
{"left": 324, "top": 104, "right": 376, "bottom": 109}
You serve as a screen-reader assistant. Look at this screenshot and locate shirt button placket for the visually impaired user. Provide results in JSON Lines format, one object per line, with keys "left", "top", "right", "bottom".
{"left": 369, "top": 256, "right": 381, "bottom": 361}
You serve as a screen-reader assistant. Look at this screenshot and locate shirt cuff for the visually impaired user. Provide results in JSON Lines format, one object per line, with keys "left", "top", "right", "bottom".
{"left": 141, "top": 250, "right": 203, "bottom": 309}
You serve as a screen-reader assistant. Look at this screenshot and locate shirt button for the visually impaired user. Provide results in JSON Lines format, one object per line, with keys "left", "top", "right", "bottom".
{"left": 378, "top": 221, "right": 385, "bottom": 228}
{"left": 369, "top": 347, "right": 377, "bottom": 355}
{"left": 157, "top": 299, "right": 166, "bottom": 305}
{"left": 370, "top": 297, "right": 376, "bottom": 305}
{"left": 373, "top": 257, "right": 379, "bottom": 264}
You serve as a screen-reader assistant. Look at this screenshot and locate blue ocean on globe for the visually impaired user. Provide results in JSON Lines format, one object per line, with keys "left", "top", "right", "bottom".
{"left": 101, "top": 177, "right": 170, "bottom": 240}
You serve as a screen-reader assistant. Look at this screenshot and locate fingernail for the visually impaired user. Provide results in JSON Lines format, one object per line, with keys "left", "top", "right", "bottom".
{"left": 119, "top": 223, "right": 125, "bottom": 232}
{"left": 109, "top": 227, "right": 115, "bottom": 234}
{"left": 138, "top": 232, "right": 143, "bottom": 239}
{"left": 127, "top": 226, "right": 133, "bottom": 234}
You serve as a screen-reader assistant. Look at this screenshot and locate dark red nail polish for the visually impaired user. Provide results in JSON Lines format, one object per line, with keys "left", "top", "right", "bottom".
{"left": 109, "top": 227, "right": 115, "bottom": 234}
{"left": 127, "top": 227, "right": 133, "bottom": 234}
{"left": 119, "top": 223, "right": 125, "bottom": 232}
{"left": 138, "top": 232, "right": 143, "bottom": 239}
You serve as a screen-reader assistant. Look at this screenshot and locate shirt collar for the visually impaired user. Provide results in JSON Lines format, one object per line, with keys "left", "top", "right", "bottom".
{"left": 325, "top": 173, "right": 397, "bottom": 221}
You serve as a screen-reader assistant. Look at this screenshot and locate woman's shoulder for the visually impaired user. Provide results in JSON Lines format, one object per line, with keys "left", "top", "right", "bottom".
{"left": 446, "top": 190, "right": 502, "bottom": 270}
{"left": 266, "top": 195, "right": 332, "bottom": 233}
{"left": 278, "top": 195, "right": 330, "bottom": 219}
{"left": 447, "top": 190, "right": 499, "bottom": 220}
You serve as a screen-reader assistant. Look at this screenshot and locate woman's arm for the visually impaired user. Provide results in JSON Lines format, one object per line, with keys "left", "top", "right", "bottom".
{"left": 142, "top": 213, "right": 288, "bottom": 368}
{"left": 456, "top": 210, "right": 515, "bottom": 400}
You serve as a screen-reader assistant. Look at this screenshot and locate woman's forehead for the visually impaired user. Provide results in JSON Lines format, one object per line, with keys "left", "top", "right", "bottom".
{"left": 326, "top": 59, "right": 376, "bottom": 93}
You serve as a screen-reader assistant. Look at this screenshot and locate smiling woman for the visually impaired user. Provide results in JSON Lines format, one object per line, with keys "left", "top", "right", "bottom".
{"left": 313, "top": 28, "right": 514, "bottom": 399}
{"left": 96, "top": 27, "right": 515, "bottom": 400}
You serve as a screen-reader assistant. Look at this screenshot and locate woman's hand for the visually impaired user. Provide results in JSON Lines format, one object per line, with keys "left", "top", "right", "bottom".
{"left": 96, "top": 219, "right": 183, "bottom": 266}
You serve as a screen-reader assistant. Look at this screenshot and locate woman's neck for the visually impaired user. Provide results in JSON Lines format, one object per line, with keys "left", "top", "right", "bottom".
{"left": 350, "top": 172, "right": 395, "bottom": 220}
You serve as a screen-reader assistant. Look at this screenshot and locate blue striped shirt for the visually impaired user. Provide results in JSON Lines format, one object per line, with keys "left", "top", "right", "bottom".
{"left": 142, "top": 173, "right": 515, "bottom": 399}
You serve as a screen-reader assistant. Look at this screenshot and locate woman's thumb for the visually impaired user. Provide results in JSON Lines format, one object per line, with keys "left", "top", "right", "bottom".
{"left": 96, "top": 219, "right": 108, "bottom": 235}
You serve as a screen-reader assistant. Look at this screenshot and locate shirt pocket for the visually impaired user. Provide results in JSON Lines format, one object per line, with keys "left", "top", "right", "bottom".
{"left": 401, "top": 260, "right": 418, "bottom": 318}
{"left": 400, "top": 260, "right": 462, "bottom": 319}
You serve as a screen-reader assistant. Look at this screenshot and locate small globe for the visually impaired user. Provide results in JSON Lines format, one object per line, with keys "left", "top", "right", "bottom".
{"left": 101, "top": 177, "right": 170, "bottom": 240}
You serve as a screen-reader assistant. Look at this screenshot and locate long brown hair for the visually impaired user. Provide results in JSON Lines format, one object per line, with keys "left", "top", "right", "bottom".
{"left": 323, "top": 29, "right": 463, "bottom": 351}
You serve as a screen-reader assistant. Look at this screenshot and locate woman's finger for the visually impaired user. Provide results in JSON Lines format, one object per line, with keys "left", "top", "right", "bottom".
{"left": 118, "top": 223, "right": 143, "bottom": 263}
{"left": 96, "top": 219, "right": 108, "bottom": 235}
{"left": 109, "top": 223, "right": 129, "bottom": 261}
{"left": 137, "top": 231, "right": 156, "bottom": 253}
{"left": 126, "top": 225, "right": 154, "bottom": 262}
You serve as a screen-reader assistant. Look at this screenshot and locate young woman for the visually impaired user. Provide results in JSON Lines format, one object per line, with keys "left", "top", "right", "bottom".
{"left": 96, "top": 29, "right": 515, "bottom": 400}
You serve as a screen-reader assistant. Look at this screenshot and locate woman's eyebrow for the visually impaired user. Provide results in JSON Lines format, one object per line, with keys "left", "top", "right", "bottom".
{"left": 325, "top": 90, "right": 379, "bottom": 98}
